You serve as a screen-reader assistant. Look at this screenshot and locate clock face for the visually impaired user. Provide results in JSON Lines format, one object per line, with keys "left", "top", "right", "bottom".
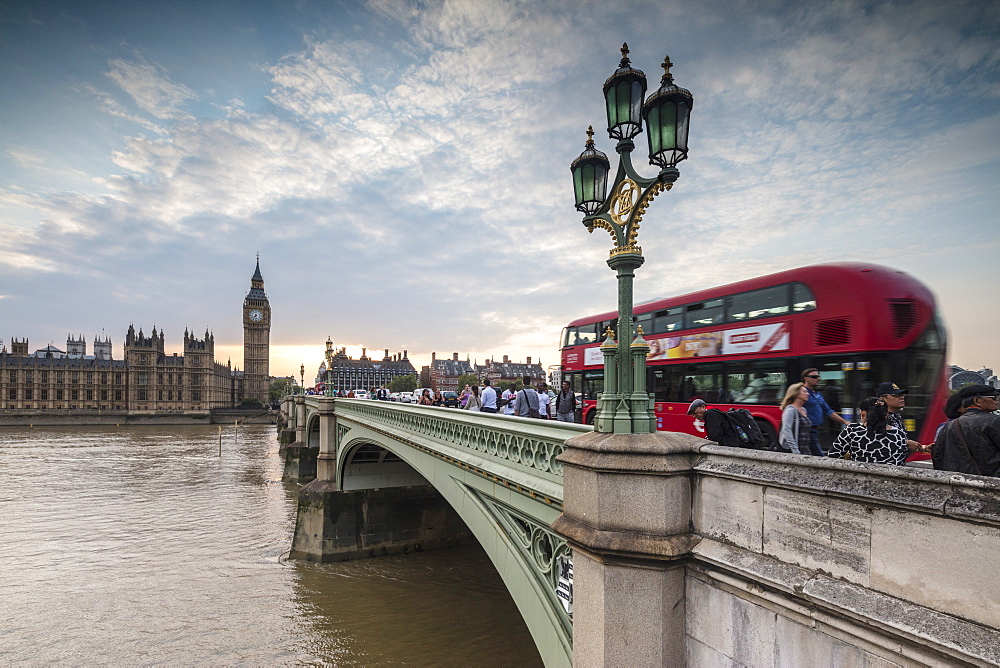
{"left": 249, "top": 309, "right": 264, "bottom": 322}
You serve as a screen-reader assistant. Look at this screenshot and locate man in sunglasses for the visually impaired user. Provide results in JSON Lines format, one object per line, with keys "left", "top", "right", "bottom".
{"left": 934, "top": 384, "right": 1000, "bottom": 477}
{"left": 874, "top": 382, "right": 926, "bottom": 454}
{"left": 801, "top": 368, "right": 850, "bottom": 455}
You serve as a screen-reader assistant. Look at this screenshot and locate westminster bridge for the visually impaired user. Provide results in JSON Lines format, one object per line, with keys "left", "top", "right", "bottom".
{"left": 278, "top": 395, "right": 1000, "bottom": 668}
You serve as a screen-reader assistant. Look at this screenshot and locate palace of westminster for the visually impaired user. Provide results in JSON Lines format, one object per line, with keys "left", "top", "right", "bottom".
{"left": 0, "top": 260, "right": 271, "bottom": 412}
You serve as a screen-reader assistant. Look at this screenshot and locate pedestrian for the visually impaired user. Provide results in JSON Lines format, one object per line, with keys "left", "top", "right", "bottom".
{"left": 537, "top": 383, "right": 552, "bottom": 419}
{"left": 934, "top": 385, "right": 1000, "bottom": 476}
{"left": 459, "top": 384, "right": 471, "bottom": 409}
{"left": 873, "top": 382, "right": 925, "bottom": 454}
{"left": 513, "top": 376, "right": 541, "bottom": 418}
{"left": 418, "top": 389, "right": 434, "bottom": 406}
{"left": 480, "top": 379, "right": 498, "bottom": 414}
{"left": 433, "top": 389, "right": 445, "bottom": 407}
{"left": 828, "top": 395, "right": 927, "bottom": 464}
{"left": 687, "top": 398, "right": 726, "bottom": 445}
{"left": 501, "top": 384, "right": 518, "bottom": 416}
{"left": 800, "top": 369, "right": 850, "bottom": 455}
{"left": 778, "top": 383, "right": 810, "bottom": 454}
{"left": 933, "top": 391, "right": 966, "bottom": 445}
{"left": 464, "top": 385, "right": 482, "bottom": 412}
{"left": 555, "top": 381, "right": 577, "bottom": 422}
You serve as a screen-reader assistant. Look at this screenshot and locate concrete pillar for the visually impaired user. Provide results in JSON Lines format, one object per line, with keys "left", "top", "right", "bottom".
{"left": 316, "top": 397, "right": 337, "bottom": 482}
{"left": 283, "top": 396, "right": 316, "bottom": 482}
{"left": 551, "top": 430, "right": 704, "bottom": 667}
{"left": 290, "top": 484, "right": 472, "bottom": 563}
{"left": 278, "top": 396, "right": 297, "bottom": 452}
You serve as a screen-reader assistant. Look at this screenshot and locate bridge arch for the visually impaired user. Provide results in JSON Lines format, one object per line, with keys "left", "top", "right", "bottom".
{"left": 306, "top": 414, "right": 321, "bottom": 448}
{"left": 331, "top": 416, "right": 574, "bottom": 667}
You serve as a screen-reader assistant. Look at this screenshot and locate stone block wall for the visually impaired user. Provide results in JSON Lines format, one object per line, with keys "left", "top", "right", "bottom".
{"left": 557, "top": 433, "right": 1000, "bottom": 667}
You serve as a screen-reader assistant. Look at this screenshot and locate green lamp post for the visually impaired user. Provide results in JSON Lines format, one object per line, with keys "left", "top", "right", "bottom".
{"left": 570, "top": 44, "right": 693, "bottom": 434}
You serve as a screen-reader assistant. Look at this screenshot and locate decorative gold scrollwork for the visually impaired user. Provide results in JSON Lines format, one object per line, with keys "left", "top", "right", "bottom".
{"left": 610, "top": 178, "right": 639, "bottom": 226}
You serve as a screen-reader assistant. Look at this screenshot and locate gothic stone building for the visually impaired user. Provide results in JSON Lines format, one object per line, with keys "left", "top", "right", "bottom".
{"left": 1, "top": 259, "right": 269, "bottom": 412}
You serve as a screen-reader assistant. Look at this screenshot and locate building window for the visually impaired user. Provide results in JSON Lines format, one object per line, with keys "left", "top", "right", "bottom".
{"left": 114, "top": 390, "right": 122, "bottom": 401}
{"left": 177, "top": 391, "right": 183, "bottom": 402}
{"left": 56, "top": 389, "right": 64, "bottom": 400}
{"left": 86, "top": 390, "right": 94, "bottom": 400}
{"left": 56, "top": 372, "right": 64, "bottom": 384}
{"left": 158, "top": 391, "right": 163, "bottom": 401}
{"left": 86, "top": 372, "right": 94, "bottom": 383}
{"left": 41, "top": 389, "right": 48, "bottom": 400}
{"left": 71, "top": 390, "right": 79, "bottom": 400}
{"left": 192, "top": 391, "right": 201, "bottom": 401}
{"left": 115, "top": 373, "right": 123, "bottom": 385}
{"left": 168, "top": 391, "right": 173, "bottom": 401}
{"left": 9, "top": 371, "right": 16, "bottom": 383}
{"left": 138, "top": 372, "right": 148, "bottom": 386}
{"left": 71, "top": 373, "right": 79, "bottom": 384}
{"left": 26, "top": 388, "right": 34, "bottom": 400}
{"left": 25, "top": 370, "right": 33, "bottom": 383}
{"left": 41, "top": 371, "right": 48, "bottom": 383}
{"left": 137, "top": 389, "right": 147, "bottom": 401}
{"left": 8, "top": 389, "right": 15, "bottom": 400}
{"left": 159, "top": 373, "right": 164, "bottom": 384}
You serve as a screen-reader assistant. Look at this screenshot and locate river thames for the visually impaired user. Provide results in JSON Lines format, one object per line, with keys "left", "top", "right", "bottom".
{"left": 0, "top": 424, "right": 542, "bottom": 665}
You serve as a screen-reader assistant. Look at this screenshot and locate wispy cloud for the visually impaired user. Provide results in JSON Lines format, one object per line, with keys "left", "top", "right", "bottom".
{"left": 105, "top": 58, "right": 198, "bottom": 120}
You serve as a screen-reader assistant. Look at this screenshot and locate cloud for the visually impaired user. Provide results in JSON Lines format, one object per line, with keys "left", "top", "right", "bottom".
{"left": 105, "top": 58, "right": 198, "bottom": 120}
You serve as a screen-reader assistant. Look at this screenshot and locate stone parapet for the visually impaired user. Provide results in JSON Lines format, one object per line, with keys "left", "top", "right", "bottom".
{"left": 554, "top": 435, "right": 1000, "bottom": 667}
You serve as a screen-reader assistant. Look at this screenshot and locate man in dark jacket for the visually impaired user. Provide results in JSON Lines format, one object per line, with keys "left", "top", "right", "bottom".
{"left": 935, "top": 385, "right": 1000, "bottom": 476}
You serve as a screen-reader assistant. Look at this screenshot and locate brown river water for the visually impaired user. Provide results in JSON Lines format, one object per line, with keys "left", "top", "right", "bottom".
{"left": 0, "top": 424, "right": 542, "bottom": 666}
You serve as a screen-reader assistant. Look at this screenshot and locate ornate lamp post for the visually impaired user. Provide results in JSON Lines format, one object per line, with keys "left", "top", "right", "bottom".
{"left": 300, "top": 363, "right": 306, "bottom": 395}
{"left": 570, "top": 44, "right": 693, "bottom": 434}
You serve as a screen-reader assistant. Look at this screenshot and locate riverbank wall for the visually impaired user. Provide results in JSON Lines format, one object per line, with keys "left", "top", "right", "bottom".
{"left": 0, "top": 409, "right": 275, "bottom": 426}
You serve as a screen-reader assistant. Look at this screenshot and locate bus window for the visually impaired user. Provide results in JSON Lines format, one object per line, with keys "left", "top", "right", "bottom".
{"left": 649, "top": 366, "right": 683, "bottom": 402}
{"left": 728, "top": 369, "right": 786, "bottom": 405}
{"left": 727, "top": 284, "right": 790, "bottom": 322}
{"left": 686, "top": 299, "right": 724, "bottom": 329}
{"left": 681, "top": 365, "right": 723, "bottom": 402}
{"left": 633, "top": 312, "right": 653, "bottom": 335}
{"left": 567, "top": 325, "right": 598, "bottom": 346}
{"left": 791, "top": 282, "right": 817, "bottom": 313}
{"left": 652, "top": 307, "right": 684, "bottom": 334}
{"left": 582, "top": 370, "right": 604, "bottom": 400}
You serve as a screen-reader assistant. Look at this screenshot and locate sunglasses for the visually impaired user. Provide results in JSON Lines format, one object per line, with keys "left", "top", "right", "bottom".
{"left": 806, "top": 375, "right": 820, "bottom": 379}
{"left": 886, "top": 393, "right": 906, "bottom": 398}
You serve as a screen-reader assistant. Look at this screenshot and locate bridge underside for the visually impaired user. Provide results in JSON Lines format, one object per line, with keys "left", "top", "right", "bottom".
{"left": 289, "top": 408, "right": 577, "bottom": 668}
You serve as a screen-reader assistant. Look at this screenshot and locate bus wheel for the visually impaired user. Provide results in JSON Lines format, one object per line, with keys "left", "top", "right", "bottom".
{"left": 585, "top": 411, "right": 595, "bottom": 426}
{"left": 756, "top": 419, "right": 780, "bottom": 451}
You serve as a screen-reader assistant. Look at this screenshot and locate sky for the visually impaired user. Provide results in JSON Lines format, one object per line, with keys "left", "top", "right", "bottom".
{"left": 1, "top": 0, "right": 998, "bottom": 381}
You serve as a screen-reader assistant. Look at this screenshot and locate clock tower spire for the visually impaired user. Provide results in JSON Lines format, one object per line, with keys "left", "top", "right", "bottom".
{"left": 243, "top": 254, "right": 271, "bottom": 405}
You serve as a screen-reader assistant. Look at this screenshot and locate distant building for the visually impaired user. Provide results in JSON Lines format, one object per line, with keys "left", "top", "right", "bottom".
{"left": 322, "top": 338, "right": 415, "bottom": 393}
{"left": 481, "top": 355, "right": 545, "bottom": 388}
{"left": 0, "top": 258, "right": 270, "bottom": 412}
{"left": 427, "top": 352, "right": 475, "bottom": 392}
{"left": 0, "top": 329, "right": 238, "bottom": 411}
{"left": 949, "top": 365, "right": 998, "bottom": 390}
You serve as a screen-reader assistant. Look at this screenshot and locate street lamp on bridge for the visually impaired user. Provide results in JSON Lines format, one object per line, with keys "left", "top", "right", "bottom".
{"left": 300, "top": 363, "right": 305, "bottom": 395}
{"left": 570, "top": 44, "right": 693, "bottom": 434}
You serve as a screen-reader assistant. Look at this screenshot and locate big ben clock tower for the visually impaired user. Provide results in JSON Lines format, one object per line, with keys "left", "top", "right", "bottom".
{"left": 243, "top": 255, "right": 271, "bottom": 404}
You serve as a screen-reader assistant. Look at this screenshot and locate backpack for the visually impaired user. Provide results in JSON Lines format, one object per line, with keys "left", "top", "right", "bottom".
{"left": 705, "top": 408, "right": 767, "bottom": 449}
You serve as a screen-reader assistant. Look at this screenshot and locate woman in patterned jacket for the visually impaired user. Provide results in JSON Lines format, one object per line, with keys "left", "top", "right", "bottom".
{"left": 828, "top": 397, "right": 921, "bottom": 465}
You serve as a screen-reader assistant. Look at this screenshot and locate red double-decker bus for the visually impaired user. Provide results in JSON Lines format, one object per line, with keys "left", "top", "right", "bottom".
{"left": 560, "top": 263, "right": 948, "bottom": 451}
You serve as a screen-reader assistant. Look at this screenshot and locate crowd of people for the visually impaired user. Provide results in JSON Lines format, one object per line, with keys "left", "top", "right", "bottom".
{"left": 441, "top": 376, "right": 579, "bottom": 422}
{"left": 688, "top": 367, "right": 1000, "bottom": 477}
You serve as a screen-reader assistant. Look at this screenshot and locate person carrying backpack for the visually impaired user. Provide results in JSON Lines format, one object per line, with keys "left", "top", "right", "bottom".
{"left": 513, "top": 376, "right": 541, "bottom": 418}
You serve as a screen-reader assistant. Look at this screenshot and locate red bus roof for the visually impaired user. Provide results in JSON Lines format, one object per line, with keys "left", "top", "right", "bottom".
{"left": 567, "top": 262, "right": 936, "bottom": 328}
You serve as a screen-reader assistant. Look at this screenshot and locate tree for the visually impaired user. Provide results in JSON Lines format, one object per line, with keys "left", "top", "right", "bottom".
{"left": 269, "top": 378, "right": 296, "bottom": 401}
{"left": 389, "top": 374, "right": 418, "bottom": 393}
{"left": 241, "top": 397, "right": 264, "bottom": 408}
{"left": 455, "top": 373, "right": 480, "bottom": 390}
